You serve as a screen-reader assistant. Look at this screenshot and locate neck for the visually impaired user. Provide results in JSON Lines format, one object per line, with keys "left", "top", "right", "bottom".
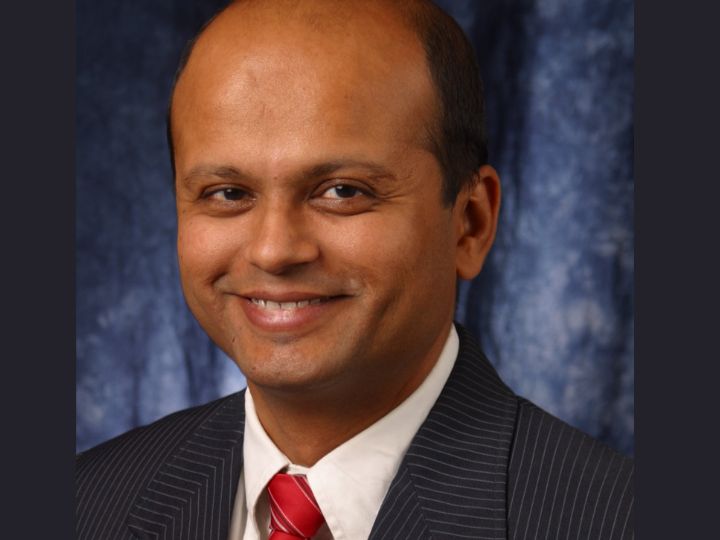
{"left": 248, "top": 323, "right": 452, "bottom": 466}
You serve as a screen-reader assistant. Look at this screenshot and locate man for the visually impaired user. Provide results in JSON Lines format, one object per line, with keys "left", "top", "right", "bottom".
{"left": 76, "top": 1, "right": 633, "bottom": 539}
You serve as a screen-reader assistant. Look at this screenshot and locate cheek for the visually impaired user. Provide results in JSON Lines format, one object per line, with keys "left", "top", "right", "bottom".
{"left": 316, "top": 208, "right": 455, "bottom": 293}
{"left": 177, "top": 217, "right": 238, "bottom": 287}
{"left": 396, "top": 214, "right": 457, "bottom": 303}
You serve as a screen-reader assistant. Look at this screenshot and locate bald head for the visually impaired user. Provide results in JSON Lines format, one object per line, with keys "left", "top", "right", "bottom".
{"left": 168, "top": 0, "right": 487, "bottom": 204}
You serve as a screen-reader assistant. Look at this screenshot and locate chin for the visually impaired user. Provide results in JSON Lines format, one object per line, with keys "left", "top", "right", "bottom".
{"left": 231, "top": 341, "right": 350, "bottom": 393}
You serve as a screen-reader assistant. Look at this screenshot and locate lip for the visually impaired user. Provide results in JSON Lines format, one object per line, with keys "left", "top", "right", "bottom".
{"left": 238, "top": 291, "right": 347, "bottom": 333}
{"left": 241, "top": 291, "right": 334, "bottom": 303}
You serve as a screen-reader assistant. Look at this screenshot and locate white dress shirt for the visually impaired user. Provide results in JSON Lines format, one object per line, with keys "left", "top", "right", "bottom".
{"left": 228, "top": 326, "right": 459, "bottom": 540}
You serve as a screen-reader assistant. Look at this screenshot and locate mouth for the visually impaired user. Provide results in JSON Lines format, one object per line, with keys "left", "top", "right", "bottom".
{"left": 239, "top": 292, "right": 346, "bottom": 333}
{"left": 248, "top": 297, "right": 330, "bottom": 310}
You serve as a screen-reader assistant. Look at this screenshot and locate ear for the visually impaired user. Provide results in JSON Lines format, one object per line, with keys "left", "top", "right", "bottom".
{"left": 453, "top": 165, "right": 501, "bottom": 280}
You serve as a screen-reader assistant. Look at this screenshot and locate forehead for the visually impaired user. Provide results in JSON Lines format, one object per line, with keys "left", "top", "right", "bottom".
{"left": 186, "top": 0, "right": 427, "bottom": 78}
{"left": 170, "top": 0, "right": 438, "bottom": 169}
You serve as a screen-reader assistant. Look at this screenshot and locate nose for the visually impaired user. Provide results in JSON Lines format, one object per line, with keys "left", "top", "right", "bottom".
{"left": 244, "top": 201, "right": 320, "bottom": 275}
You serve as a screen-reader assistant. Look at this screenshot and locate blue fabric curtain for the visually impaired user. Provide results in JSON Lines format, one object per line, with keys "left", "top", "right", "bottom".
{"left": 76, "top": 0, "right": 634, "bottom": 456}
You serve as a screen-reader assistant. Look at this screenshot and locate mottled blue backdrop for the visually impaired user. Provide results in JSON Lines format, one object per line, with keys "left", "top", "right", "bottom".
{"left": 77, "top": 0, "right": 634, "bottom": 455}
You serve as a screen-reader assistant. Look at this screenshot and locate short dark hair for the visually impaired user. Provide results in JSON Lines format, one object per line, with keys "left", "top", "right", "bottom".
{"left": 404, "top": 1, "right": 489, "bottom": 204}
{"left": 167, "top": 0, "right": 488, "bottom": 205}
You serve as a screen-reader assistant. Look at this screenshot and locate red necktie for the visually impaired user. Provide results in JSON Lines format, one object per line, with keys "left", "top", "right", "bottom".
{"left": 267, "top": 473, "right": 325, "bottom": 539}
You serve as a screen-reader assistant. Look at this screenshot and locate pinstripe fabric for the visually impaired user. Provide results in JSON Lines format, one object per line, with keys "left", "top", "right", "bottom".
{"left": 76, "top": 324, "right": 633, "bottom": 539}
{"left": 370, "top": 325, "right": 633, "bottom": 539}
{"left": 76, "top": 392, "right": 245, "bottom": 540}
{"left": 507, "top": 399, "right": 634, "bottom": 540}
{"left": 368, "top": 325, "right": 517, "bottom": 540}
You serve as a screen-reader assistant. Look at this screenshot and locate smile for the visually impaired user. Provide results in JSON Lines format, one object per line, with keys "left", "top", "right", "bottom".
{"left": 241, "top": 293, "right": 344, "bottom": 333}
{"left": 250, "top": 297, "right": 327, "bottom": 310}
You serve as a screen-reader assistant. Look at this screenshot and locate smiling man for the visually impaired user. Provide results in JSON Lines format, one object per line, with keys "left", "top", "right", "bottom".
{"left": 76, "top": 1, "right": 633, "bottom": 539}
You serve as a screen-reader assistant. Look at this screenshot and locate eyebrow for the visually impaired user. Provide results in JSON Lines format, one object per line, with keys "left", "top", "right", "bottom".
{"left": 181, "top": 159, "right": 398, "bottom": 186}
{"left": 182, "top": 165, "right": 249, "bottom": 184}
{"left": 305, "top": 159, "right": 396, "bottom": 181}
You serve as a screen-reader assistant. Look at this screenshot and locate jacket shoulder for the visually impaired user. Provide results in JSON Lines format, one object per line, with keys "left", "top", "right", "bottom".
{"left": 76, "top": 391, "right": 244, "bottom": 540}
{"left": 507, "top": 398, "right": 633, "bottom": 540}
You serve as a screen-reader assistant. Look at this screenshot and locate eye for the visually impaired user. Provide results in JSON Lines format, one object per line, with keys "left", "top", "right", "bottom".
{"left": 321, "top": 185, "right": 363, "bottom": 199}
{"left": 205, "top": 187, "right": 250, "bottom": 201}
{"left": 311, "top": 182, "right": 376, "bottom": 214}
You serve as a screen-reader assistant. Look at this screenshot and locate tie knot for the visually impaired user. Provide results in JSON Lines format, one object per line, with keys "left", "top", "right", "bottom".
{"left": 267, "top": 473, "right": 325, "bottom": 539}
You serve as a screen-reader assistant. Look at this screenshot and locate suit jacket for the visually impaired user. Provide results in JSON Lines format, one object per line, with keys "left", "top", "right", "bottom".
{"left": 76, "top": 325, "right": 633, "bottom": 539}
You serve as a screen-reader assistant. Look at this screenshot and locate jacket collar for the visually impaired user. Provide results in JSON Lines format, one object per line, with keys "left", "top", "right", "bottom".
{"left": 368, "top": 324, "right": 518, "bottom": 539}
{"left": 125, "top": 324, "right": 517, "bottom": 539}
{"left": 126, "top": 391, "right": 246, "bottom": 540}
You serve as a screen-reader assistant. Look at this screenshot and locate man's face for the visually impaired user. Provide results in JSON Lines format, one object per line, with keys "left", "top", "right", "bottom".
{"left": 172, "top": 4, "right": 465, "bottom": 397}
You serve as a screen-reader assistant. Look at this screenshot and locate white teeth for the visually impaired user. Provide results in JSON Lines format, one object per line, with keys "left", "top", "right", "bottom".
{"left": 251, "top": 298, "right": 325, "bottom": 309}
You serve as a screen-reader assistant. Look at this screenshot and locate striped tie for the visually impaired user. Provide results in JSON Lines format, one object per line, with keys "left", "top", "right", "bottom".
{"left": 267, "top": 473, "right": 325, "bottom": 539}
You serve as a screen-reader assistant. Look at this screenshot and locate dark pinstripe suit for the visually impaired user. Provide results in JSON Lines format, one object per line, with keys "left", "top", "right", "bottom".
{"left": 76, "top": 325, "right": 633, "bottom": 539}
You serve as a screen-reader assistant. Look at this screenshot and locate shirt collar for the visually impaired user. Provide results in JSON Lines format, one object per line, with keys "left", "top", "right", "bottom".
{"left": 243, "top": 325, "right": 459, "bottom": 540}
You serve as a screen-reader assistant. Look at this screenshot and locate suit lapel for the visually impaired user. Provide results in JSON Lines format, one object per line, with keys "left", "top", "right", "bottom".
{"left": 369, "top": 325, "right": 518, "bottom": 540}
{"left": 126, "top": 391, "right": 246, "bottom": 540}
